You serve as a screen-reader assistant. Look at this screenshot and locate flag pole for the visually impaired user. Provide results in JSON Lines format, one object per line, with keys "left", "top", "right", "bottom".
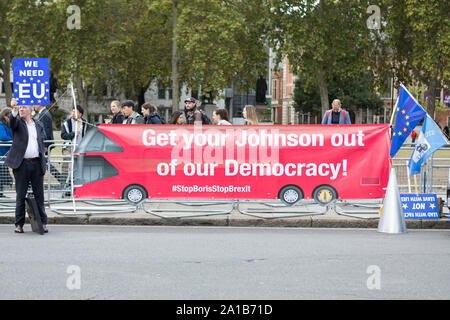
{"left": 413, "top": 174, "right": 419, "bottom": 194}
{"left": 406, "top": 161, "right": 411, "bottom": 193}
{"left": 69, "top": 79, "right": 77, "bottom": 213}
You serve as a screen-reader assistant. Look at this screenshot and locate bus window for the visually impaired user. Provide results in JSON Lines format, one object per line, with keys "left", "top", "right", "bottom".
{"left": 74, "top": 155, "right": 119, "bottom": 185}
{"left": 75, "top": 128, "right": 124, "bottom": 153}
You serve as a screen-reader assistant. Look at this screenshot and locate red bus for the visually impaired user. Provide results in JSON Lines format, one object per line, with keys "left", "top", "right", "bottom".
{"left": 73, "top": 124, "right": 391, "bottom": 205}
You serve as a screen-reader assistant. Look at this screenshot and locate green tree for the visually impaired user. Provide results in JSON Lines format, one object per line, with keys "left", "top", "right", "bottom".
{"left": 0, "top": 0, "right": 13, "bottom": 107}
{"left": 294, "top": 72, "right": 383, "bottom": 122}
{"left": 7, "top": 0, "right": 172, "bottom": 112}
{"left": 175, "top": 0, "right": 268, "bottom": 104}
{"left": 267, "top": 0, "right": 372, "bottom": 115}
{"left": 370, "top": 0, "right": 449, "bottom": 118}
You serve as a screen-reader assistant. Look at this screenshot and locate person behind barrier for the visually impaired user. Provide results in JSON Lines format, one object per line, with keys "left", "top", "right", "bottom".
{"left": 110, "top": 100, "right": 124, "bottom": 124}
{"left": 0, "top": 108, "right": 13, "bottom": 197}
{"left": 184, "top": 97, "right": 211, "bottom": 125}
{"left": 141, "top": 103, "right": 164, "bottom": 124}
{"left": 321, "top": 99, "right": 351, "bottom": 124}
{"left": 213, "top": 108, "right": 231, "bottom": 125}
{"left": 61, "top": 105, "right": 90, "bottom": 144}
{"left": 122, "top": 100, "right": 145, "bottom": 124}
{"left": 6, "top": 99, "right": 48, "bottom": 234}
{"left": 34, "top": 105, "right": 65, "bottom": 187}
{"left": 169, "top": 111, "right": 184, "bottom": 125}
{"left": 243, "top": 105, "right": 259, "bottom": 125}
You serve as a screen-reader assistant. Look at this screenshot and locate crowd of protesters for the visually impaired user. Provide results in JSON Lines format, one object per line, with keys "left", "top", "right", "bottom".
{"left": 105, "top": 97, "right": 259, "bottom": 127}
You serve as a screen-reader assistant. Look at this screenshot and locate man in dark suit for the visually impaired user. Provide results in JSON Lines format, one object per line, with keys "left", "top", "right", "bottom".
{"left": 6, "top": 99, "right": 48, "bottom": 233}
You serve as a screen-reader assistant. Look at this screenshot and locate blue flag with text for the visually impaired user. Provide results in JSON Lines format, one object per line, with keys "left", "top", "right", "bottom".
{"left": 408, "top": 114, "right": 449, "bottom": 176}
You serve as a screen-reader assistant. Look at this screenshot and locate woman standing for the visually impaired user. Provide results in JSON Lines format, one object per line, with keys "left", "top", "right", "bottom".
{"left": 213, "top": 108, "right": 231, "bottom": 125}
{"left": 142, "top": 103, "right": 163, "bottom": 124}
{"left": 243, "top": 105, "right": 259, "bottom": 125}
{"left": 0, "top": 108, "right": 13, "bottom": 197}
{"left": 169, "top": 111, "right": 184, "bottom": 125}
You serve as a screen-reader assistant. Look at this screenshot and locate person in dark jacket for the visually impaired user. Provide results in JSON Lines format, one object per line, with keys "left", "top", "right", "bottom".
{"left": 34, "top": 105, "right": 65, "bottom": 186}
{"left": 184, "top": 97, "right": 211, "bottom": 125}
{"left": 0, "top": 108, "right": 13, "bottom": 197}
{"left": 61, "top": 105, "right": 90, "bottom": 144}
{"left": 141, "top": 102, "right": 163, "bottom": 124}
{"left": 6, "top": 99, "right": 48, "bottom": 233}
{"left": 34, "top": 105, "right": 54, "bottom": 149}
{"left": 109, "top": 100, "right": 124, "bottom": 124}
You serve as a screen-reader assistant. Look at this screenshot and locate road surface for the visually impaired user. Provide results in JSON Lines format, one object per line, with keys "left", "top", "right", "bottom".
{"left": 0, "top": 225, "right": 449, "bottom": 299}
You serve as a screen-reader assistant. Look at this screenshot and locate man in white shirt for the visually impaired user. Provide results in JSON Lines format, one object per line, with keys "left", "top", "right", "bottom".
{"left": 6, "top": 99, "right": 48, "bottom": 233}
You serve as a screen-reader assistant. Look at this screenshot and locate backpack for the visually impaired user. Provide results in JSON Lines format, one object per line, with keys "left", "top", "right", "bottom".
{"left": 199, "top": 110, "right": 212, "bottom": 125}
{"left": 327, "top": 109, "right": 347, "bottom": 123}
{"left": 148, "top": 113, "right": 165, "bottom": 124}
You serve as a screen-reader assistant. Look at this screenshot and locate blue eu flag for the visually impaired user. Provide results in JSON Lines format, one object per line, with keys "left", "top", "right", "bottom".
{"left": 390, "top": 84, "right": 427, "bottom": 158}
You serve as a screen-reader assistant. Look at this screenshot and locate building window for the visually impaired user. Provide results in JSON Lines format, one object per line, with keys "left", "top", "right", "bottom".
{"left": 158, "top": 80, "right": 166, "bottom": 100}
{"left": 168, "top": 84, "right": 173, "bottom": 100}
{"left": 272, "top": 80, "right": 277, "bottom": 99}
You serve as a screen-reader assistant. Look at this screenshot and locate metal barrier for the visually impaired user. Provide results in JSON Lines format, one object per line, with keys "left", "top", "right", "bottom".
{"left": 236, "top": 199, "right": 327, "bottom": 219}
{"left": 0, "top": 141, "right": 448, "bottom": 219}
{"left": 142, "top": 199, "right": 236, "bottom": 219}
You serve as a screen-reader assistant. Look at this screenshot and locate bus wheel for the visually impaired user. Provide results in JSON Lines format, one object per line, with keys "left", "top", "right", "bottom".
{"left": 123, "top": 185, "right": 147, "bottom": 205}
{"left": 279, "top": 185, "right": 303, "bottom": 206}
{"left": 312, "top": 185, "right": 337, "bottom": 206}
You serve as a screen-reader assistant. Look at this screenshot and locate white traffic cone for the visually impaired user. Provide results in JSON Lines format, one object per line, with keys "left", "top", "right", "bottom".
{"left": 377, "top": 167, "right": 407, "bottom": 234}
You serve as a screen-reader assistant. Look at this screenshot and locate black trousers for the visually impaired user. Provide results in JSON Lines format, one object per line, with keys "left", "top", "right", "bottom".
{"left": 13, "top": 160, "right": 47, "bottom": 226}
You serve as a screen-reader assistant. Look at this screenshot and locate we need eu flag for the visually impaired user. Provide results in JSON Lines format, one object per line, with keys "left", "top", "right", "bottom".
{"left": 408, "top": 114, "right": 449, "bottom": 176}
{"left": 13, "top": 58, "right": 50, "bottom": 106}
{"left": 390, "top": 84, "right": 427, "bottom": 157}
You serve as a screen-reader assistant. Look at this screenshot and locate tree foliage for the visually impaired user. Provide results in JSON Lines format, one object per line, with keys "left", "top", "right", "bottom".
{"left": 369, "top": 0, "right": 449, "bottom": 117}
{"left": 294, "top": 72, "right": 383, "bottom": 117}
{"left": 267, "top": 0, "right": 372, "bottom": 115}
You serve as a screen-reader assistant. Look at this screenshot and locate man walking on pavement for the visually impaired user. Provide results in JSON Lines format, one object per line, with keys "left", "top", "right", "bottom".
{"left": 6, "top": 99, "right": 48, "bottom": 233}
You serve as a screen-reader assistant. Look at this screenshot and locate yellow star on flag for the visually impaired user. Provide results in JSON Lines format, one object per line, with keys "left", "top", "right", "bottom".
{"left": 38, "top": 100, "right": 41, "bottom": 103}
{"left": 406, "top": 122, "right": 410, "bottom": 126}
{"left": 402, "top": 110, "right": 406, "bottom": 114}
{"left": 30, "top": 77, "right": 33, "bottom": 80}
{"left": 23, "top": 79, "right": 26, "bottom": 83}
{"left": 398, "top": 132, "right": 402, "bottom": 135}
{"left": 405, "top": 116, "right": 409, "bottom": 119}
{"left": 402, "top": 203, "right": 408, "bottom": 209}
{"left": 403, "top": 128, "right": 407, "bottom": 132}
{"left": 430, "top": 203, "right": 435, "bottom": 209}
